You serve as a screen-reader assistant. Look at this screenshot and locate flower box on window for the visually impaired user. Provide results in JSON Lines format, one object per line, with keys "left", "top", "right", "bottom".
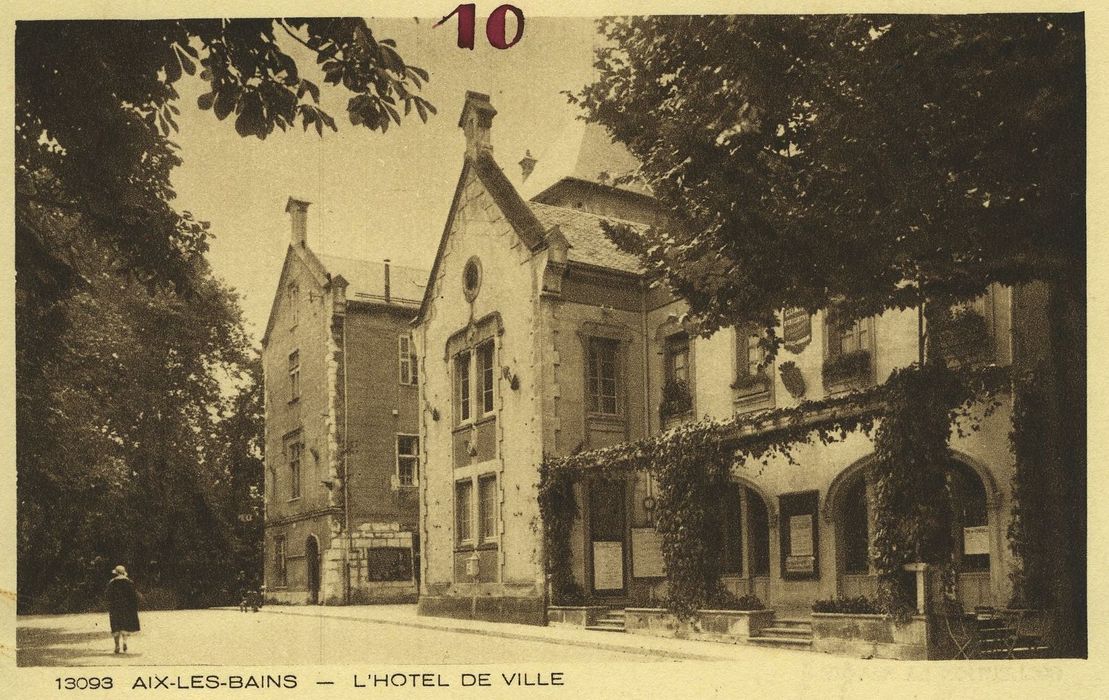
{"left": 730, "top": 371, "right": 771, "bottom": 394}
{"left": 822, "top": 348, "right": 871, "bottom": 386}
{"left": 933, "top": 308, "right": 991, "bottom": 363}
{"left": 659, "top": 380, "right": 693, "bottom": 419}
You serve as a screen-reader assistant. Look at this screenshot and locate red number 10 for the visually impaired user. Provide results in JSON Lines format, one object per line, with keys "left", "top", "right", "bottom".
{"left": 435, "top": 4, "right": 525, "bottom": 50}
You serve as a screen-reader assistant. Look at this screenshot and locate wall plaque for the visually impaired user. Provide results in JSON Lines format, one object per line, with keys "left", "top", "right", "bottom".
{"left": 631, "top": 527, "right": 665, "bottom": 578}
{"left": 963, "top": 525, "right": 989, "bottom": 556}
{"left": 788, "top": 514, "right": 814, "bottom": 556}
{"left": 592, "top": 541, "right": 624, "bottom": 591}
{"left": 779, "top": 490, "right": 820, "bottom": 580}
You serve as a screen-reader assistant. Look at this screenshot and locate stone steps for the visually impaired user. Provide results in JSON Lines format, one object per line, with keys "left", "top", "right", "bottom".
{"left": 749, "top": 618, "right": 813, "bottom": 648}
{"left": 759, "top": 626, "right": 812, "bottom": 638}
{"left": 747, "top": 635, "right": 814, "bottom": 648}
{"left": 585, "top": 608, "right": 626, "bottom": 633}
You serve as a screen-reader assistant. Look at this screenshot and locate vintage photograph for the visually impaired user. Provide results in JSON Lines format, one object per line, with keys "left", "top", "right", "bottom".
{"left": 11, "top": 4, "right": 1087, "bottom": 683}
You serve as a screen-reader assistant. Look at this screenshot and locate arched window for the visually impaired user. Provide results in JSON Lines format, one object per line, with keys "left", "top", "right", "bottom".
{"left": 949, "top": 462, "right": 989, "bottom": 572}
{"left": 720, "top": 484, "right": 771, "bottom": 577}
{"left": 748, "top": 489, "right": 771, "bottom": 576}
{"left": 841, "top": 476, "right": 870, "bottom": 574}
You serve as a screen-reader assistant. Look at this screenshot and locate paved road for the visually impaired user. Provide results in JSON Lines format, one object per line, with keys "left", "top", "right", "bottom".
{"left": 17, "top": 607, "right": 680, "bottom": 666}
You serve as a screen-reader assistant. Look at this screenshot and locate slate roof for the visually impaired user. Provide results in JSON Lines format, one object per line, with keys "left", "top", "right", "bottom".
{"left": 529, "top": 201, "right": 645, "bottom": 275}
{"left": 314, "top": 252, "right": 427, "bottom": 305}
{"left": 515, "top": 119, "right": 649, "bottom": 200}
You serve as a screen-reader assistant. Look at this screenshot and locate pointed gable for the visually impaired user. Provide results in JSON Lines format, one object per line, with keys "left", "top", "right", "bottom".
{"left": 261, "top": 244, "right": 331, "bottom": 348}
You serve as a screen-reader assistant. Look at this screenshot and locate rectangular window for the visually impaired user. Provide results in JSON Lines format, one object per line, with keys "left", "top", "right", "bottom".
{"left": 288, "top": 350, "right": 300, "bottom": 401}
{"left": 455, "top": 351, "right": 471, "bottom": 424}
{"left": 479, "top": 474, "right": 498, "bottom": 542}
{"left": 827, "top": 317, "right": 869, "bottom": 357}
{"left": 398, "top": 335, "right": 418, "bottom": 385}
{"left": 396, "top": 434, "right": 419, "bottom": 487}
{"left": 456, "top": 480, "right": 474, "bottom": 544}
{"left": 477, "top": 341, "right": 495, "bottom": 415}
{"left": 736, "top": 328, "right": 766, "bottom": 379}
{"left": 274, "top": 536, "right": 287, "bottom": 586}
{"left": 588, "top": 338, "right": 620, "bottom": 415}
{"left": 364, "top": 547, "right": 413, "bottom": 582}
{"left": 661, "top": 333, "right": 693, "bottom": 419}
{"left": 289, "top": 441, "right": 302, "bottom": 499}
{"left": 665, "top": 334, "right": 690, "bottom": 385}
{"left": 288, "top": 285, "right": 299, "bottom": 327}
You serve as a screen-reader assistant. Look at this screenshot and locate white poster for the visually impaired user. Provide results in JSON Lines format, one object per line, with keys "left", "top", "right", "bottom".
{"left": 592, "top": 541, "right": 624, "bottom": 590}
{"left": 789, "top": 514, "right": 814, "bottom": 556}
{"left": 963, "top": 526, "right": 989, "bottom": 556}
{"left": 631, "top": 528, "right": 665, "bottom": 578}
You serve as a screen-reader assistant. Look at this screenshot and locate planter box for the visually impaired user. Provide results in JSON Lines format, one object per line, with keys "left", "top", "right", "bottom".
{"left": 624, "top": 607, "right": 776, "bottom": 645}
{"left": 811, "top": 612, "right": 929, "bottom": 660}
{"left": 546, "top": 606, "right": 611, "bottom": 628}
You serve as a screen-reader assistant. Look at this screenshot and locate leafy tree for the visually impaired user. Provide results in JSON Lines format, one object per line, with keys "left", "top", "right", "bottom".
{"left": 16, "top": 210, "right": 261, "bottom": 611}
{"left": 212, "top": 356, "right": 267, "bottom": 596}
{"left": 575, "top": 15, "right": 1084, "bottom": 655}
{"left": 16, "top": 18, "right": 433, "bottom": 297}
{"left": 16, "top": 18, "right": 431, "bottom": 611}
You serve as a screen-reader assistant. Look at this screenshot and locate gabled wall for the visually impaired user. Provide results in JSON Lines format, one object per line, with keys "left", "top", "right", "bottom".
{"left": 262, "top": 249, "right": 341, "bottom": 601}
{"left": 263, "top": 247, "right": 422, "bottom": 605}
{"left": 417, "top": 166, "right": 548, "bottom": 623}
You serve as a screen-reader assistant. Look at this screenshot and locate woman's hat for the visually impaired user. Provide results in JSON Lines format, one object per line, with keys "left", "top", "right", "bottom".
{"left": 112, "top": 565, "right": 127, "bottom": 576}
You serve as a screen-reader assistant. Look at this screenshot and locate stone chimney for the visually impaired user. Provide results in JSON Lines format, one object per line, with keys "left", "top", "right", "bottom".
{"left": 383, "top": 259, "right": 391, "bottom": 303}
{"left": 285, "top": 197, "right": 311, "bottom": 247}
{"left": 519, "top": 149, "right": 537, "bottom": 181}
{"left": 458, "top": 91, "right": 497, "bottom": 160}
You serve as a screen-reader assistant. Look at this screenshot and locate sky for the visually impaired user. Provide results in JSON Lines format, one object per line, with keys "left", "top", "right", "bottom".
{"left": 168, "top": 17, "right": 604, "bottom": 344}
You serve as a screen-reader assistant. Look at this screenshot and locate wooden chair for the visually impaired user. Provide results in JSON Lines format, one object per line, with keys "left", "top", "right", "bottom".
{"left": 943, "top": 606, "right": 980, "bottom": 660}
{"left": 1005, "top": 609, "right": 1052, "bottom": 659}
{"left": 972, "top": 607, "right": 1017, "bottom": 659}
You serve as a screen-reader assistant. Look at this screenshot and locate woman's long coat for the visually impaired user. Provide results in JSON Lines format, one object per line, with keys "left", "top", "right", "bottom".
{"left": 105, "top": 576, "right": 140, "bottom": 633}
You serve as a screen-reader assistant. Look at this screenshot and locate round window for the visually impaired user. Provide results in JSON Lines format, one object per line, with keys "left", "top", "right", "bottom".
{"left": 463, "top": 257, "right": 482, "bottom": 301}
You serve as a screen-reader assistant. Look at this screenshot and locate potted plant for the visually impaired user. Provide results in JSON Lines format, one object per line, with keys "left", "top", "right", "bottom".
{"left": 659, "top": 379, "right": 693, "bottom": 419}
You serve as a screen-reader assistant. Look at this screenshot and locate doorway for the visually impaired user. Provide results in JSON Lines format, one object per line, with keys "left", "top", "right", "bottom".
{"left": 305, "top": 535, "right": 320, "bottom": 604}
{"left": 588, "top": 480, "right": 627, "bottom": 596}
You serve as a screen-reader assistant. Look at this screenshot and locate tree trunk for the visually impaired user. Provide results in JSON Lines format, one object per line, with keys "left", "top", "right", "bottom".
{"left": 1046, "top": 278, "right": 1086, "bottom": 657}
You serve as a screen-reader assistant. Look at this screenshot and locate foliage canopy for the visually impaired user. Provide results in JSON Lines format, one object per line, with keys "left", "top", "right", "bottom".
{"left": 574, "top": 14, "right": 1083, "bottom": 333}
{"left": 16, "top": 18, "right": 433, "bottom": 296}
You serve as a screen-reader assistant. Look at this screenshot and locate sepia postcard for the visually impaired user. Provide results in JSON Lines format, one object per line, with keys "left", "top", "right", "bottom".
{"left": 2, "top": 1, "right": 1103, "bottom": 697}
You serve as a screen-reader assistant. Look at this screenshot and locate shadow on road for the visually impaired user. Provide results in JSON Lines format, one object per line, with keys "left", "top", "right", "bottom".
{"left": 17, "top": 626, "right": 117, "bottom": 667}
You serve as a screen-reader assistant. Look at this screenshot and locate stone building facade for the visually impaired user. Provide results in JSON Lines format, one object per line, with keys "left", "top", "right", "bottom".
{"left": 262, "top": 199, "right": 426, "bottom": 604}
{"left": 415, "top": 91, "right": 1052, "bottom": 624}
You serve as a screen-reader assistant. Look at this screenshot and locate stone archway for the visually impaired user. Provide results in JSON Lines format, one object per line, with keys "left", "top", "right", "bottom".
{"left": 305, "top": 535, "right": 320, "bottom": 605}
{"left": 823, "top": 452, "right": 1000, "bottom": 606}
{"left": 719, "top": 478, "right": 775, "bottom": 602}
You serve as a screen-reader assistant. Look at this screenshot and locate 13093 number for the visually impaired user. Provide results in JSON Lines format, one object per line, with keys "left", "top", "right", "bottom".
{"left": 55, "top": 677, "right": 113, "bottom": 690}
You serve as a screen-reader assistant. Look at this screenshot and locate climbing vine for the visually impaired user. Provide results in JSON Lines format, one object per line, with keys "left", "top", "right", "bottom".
{"left": 869, "top": 364, "right": 960, "bottom": 618}
{"left": 1007, "top": 370, "right": 1053, "bottom": 609}
{"left": 537, "top": 458, "right": 583, "bottom": 605}
{"left": 539, "top": 364, "right": 1010, "bottom": 618}
{"left": 868, "top": 362, "right": 1008, "bottom": 617}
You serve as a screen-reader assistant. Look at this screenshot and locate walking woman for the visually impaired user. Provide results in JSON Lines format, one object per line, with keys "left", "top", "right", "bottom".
{"left": 105, "top": 565, "right": 140, "bottom": 654}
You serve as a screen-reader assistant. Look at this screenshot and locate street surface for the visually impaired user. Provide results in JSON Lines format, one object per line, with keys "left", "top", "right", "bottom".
{"left": 18, "top": 605, "right": 745, "bottom": 666}
{"left": 14, "top": 606, "right": 1081, "bottom": 699}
